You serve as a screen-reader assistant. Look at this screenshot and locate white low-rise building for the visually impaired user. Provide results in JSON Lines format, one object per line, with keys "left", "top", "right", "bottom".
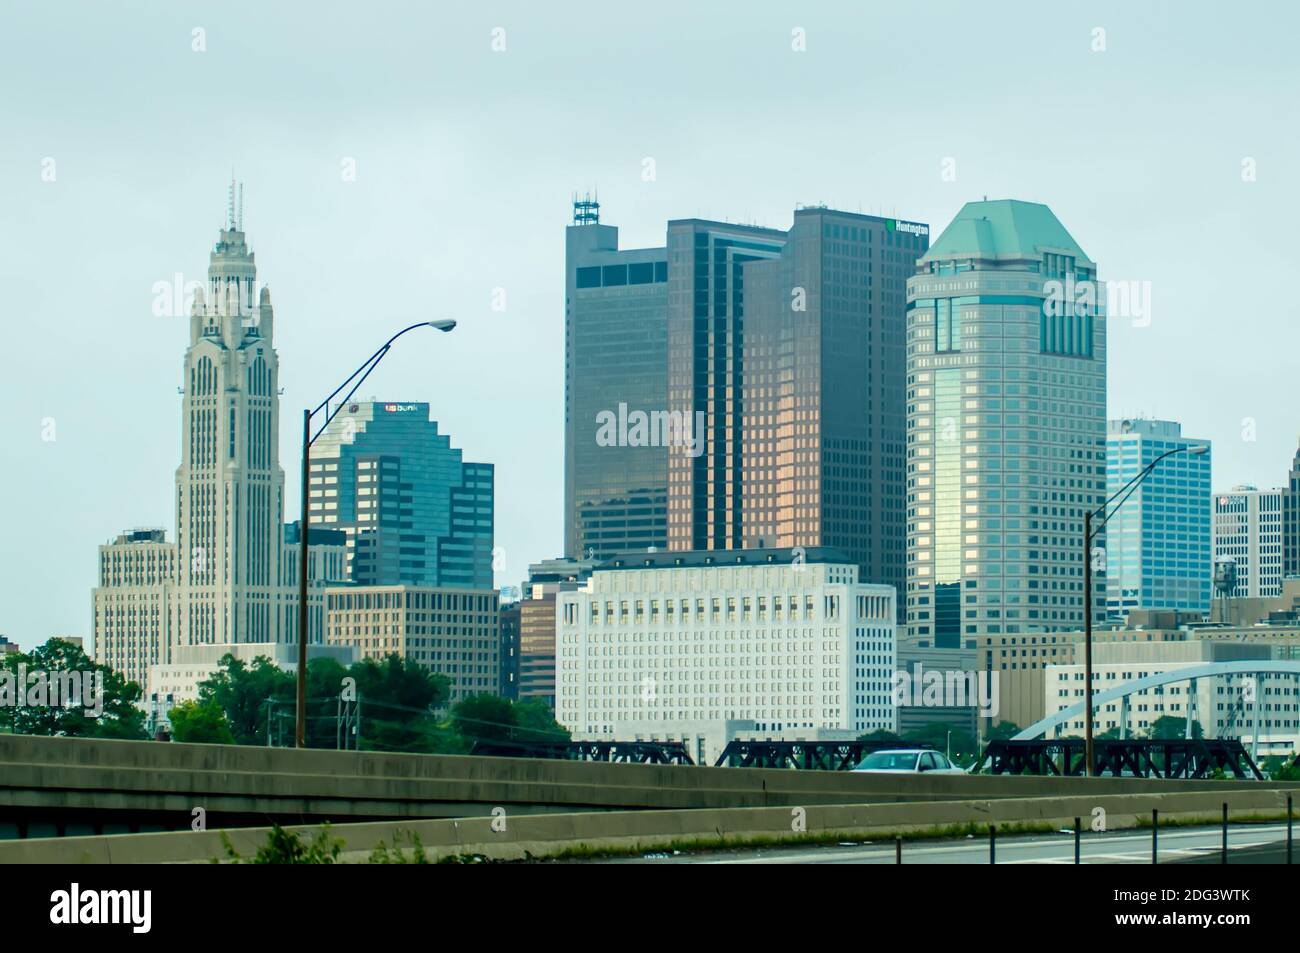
{"left": 149, "top": 641, "right": 356, "bottom": 728}
{"left": 556, "top": 548, "right": 897, "bottom": 763}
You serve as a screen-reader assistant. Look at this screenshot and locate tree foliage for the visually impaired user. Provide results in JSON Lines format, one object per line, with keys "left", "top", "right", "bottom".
{"left": 0, "top": 638, "right": 147, "bottom": 739}
{"left": 513, "top": 698, "right": 571, "bottom": 744}
{"left": 1147, "top": 715, "right": 1203, "bottom": 740}
{"left": 193, "top": 652, "right": 457, "bottom": 751}
{"left": 857, "top": 728, "right": 906, "bottom": 746}
{"left": 986, "top": 720, "right": 1021, "bottom": 741}
{"left": 167, "top": 698, "right": 235, "bottom": 744}
{"left": 195, "top": 654, "right": 294, "bottom": 746}
{"left": 450, "top": 693, "right": 517, "bottom": 743}
{"left": 448, "top": 694, "right": 571, "bottom": 750}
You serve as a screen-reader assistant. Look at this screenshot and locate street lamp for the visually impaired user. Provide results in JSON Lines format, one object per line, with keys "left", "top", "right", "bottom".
{"left": 1082, "top": 442, "right": 1207, "bottom": 775}
{"left": 294, "top": 319, "right": 456, "bottom": 748}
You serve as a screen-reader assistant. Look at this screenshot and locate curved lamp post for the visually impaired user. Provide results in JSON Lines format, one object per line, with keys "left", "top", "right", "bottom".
{"left": 1082, "top": 442, "right": 1208, "bottom": 775}
{"left": 295, "top": 319, "right": 456, "bottom": 748}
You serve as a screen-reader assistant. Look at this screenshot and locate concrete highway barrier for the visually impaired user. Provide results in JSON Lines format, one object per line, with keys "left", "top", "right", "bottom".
{"left": 0, "top": 787, "right": 1294, "bottom": 863}
{"left": 5, "top": 734, "right": 1294, "bottom": 839}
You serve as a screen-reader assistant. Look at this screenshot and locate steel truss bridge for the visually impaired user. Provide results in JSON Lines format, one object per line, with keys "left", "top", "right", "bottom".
{"left": 973, "top": 738, "right": 1264, "bottom": 779}
{"left": 470, "top": 739, "right": 932, "bottom": 771}
{"left": 469, "top": 740, "right": 695, "bottom": 765}
{"left": 711, "top": 739, "right": 931, "bottom": 770}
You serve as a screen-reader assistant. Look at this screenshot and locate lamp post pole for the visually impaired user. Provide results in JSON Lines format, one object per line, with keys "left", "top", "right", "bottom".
{"left": 296, "top": 408, "right": 311, "bottom": 748}
{"left": 1084, "top": 508, "right": 1094, "bottom": 776}
{"left": 1082, "top": 442, "right": 1207, "bottom": 777}
{"left": 294, "top": 319, "right": 457, "bottom": 748}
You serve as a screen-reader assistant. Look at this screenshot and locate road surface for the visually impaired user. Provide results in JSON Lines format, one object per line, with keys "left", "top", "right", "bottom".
{"left": 606, "top": 823, "right": 1292, "bottom": 864}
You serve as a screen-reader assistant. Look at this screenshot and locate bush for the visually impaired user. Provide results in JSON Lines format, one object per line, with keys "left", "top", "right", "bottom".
{"left": 221, "top": 823, "right": 343, "bottom": 864}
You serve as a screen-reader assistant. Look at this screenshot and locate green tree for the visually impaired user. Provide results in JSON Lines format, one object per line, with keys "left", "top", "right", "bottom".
{"left": 986, "top": 720, "right": 1021, "bottom": 741}
{"left": 349, "top": 655, "right": 449, "bottom": 714}
{"left": 1148, "top": 715, "right": 1202, "bottom": 740}
{"left": 0, "top": 638, "right": 147, "bottom": 739}
{"left": 512, "top": 699, "right": 570, "bottom": 744}
{"left": 301, "top": 656, "right": 352, "bottom": 748}
{"left": 168, "top": 698, "right": 236, "bottom": 744}
{"left": 196, "top": 654, "right": 294, "bottom": 745}
{"left": 451, "top": 693, "right": 517, "bottom": 744}
{"left": 348, "top": 655, "right": 450, "bottom": 752}
{"left": 857, "top": 728, "right": 906, "bottom": 745}
{"left": 192, "top": 652, "right": 453, "bottom": 751}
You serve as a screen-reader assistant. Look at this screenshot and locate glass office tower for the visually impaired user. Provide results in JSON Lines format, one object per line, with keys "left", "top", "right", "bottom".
{"left": 740, "top": 208, "right": 927, "bottom": 601}
{"left": 1105, "top": 419, "right": 1211, "bottom": 621}
{"left": 309, "top": 401, "right": 494, "bottom": 588}
{"left": 566, "top": 201, "right": 925, "bottom": 606}
{"left": 564, "top": 198, "right": 670, "bottom": 560}
{"left": 666, "top": 219, "right": 787, "bottom": 552}
{"left": 905, "top": 200, "right": 1107, "bottom": 647}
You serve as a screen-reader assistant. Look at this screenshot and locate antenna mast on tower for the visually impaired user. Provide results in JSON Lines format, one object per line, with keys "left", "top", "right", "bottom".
{"left": 572, "top": 190, "right": 600, "bottom": 225}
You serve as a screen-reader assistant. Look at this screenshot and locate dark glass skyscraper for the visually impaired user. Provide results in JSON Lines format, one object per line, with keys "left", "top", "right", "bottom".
{"left": 564, "top": 202, "right": 925, "bottom": 605}
{"left": 310, "top": 401, "right": 493, "bottom": 588}
{"left": 665, "top": 219, "right": 787, "bottom": 552}
{"left": 564, "top": 198, "right": 670, "bottom": 560}
{"left": 738, "top": 209, "right": 926, "bottom": 602}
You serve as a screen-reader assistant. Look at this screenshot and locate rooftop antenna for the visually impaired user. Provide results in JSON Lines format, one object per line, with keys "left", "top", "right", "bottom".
{"left": 572, "top": 189, "right": 600, "bottom": 225}
{"left": 227, "top": 172, "right": 236, "bottom": 229}
{"left": 238, "top": 182, "right": 244, "bottom": 231}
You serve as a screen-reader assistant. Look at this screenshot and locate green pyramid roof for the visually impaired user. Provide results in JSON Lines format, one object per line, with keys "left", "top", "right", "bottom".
{"left": 921, "top": 200, "right": 1092, "bottom": 265}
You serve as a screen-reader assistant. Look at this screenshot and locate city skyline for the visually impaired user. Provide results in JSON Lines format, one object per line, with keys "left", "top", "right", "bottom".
{"left": 6, "top": 3, "right": 1300, "bottom": 647}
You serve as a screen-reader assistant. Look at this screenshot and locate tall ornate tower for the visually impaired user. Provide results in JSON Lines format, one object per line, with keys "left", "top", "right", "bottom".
{"left": 174, "top": 183, "right": 286, "bottom": 646}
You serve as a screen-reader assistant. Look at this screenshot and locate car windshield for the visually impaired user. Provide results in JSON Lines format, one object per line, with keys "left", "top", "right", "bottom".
{"left": 859, "top": 751, "right": 918, "bottom": 770}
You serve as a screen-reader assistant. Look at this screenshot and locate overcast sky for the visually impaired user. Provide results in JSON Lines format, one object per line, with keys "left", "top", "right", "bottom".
{"left": 2, "top": 1, "right": 1297, "bottom": 648}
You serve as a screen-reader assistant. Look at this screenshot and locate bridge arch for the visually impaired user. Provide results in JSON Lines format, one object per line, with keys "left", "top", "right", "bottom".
{"left": 1014, "top": 660, "right": 1300, "bottom": 740}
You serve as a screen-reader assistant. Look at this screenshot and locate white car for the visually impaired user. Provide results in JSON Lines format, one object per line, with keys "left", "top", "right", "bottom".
{"left": 852, "top": 748, "right": 966, "bottom": 775}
